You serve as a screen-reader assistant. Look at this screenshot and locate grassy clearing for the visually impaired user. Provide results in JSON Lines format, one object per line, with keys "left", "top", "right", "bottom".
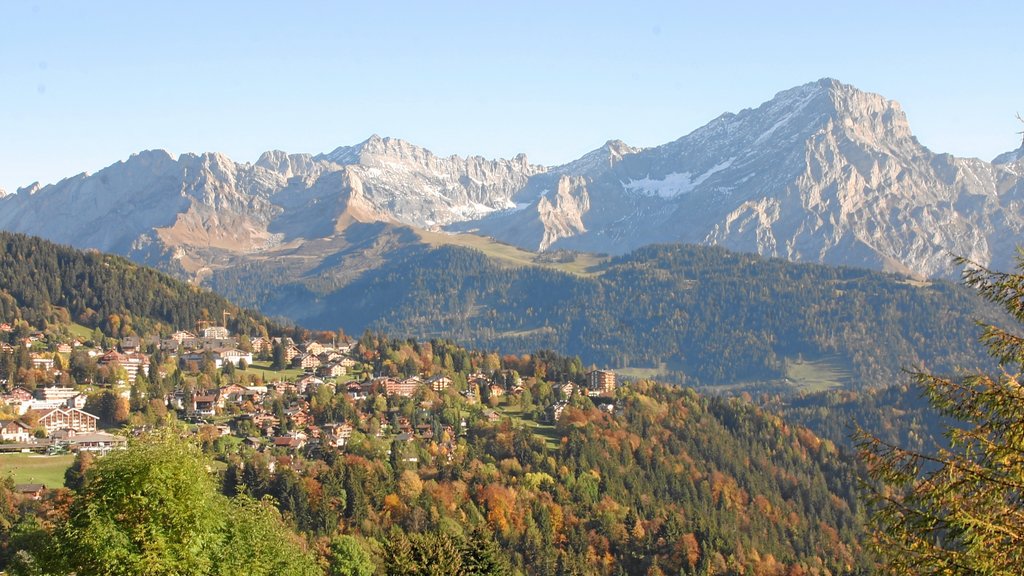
{"left": 416, "top": 230, "right": 608, "bottom": 277}
{"left": 615, "top": 367, "right": 663, "bottom": 381}
{"left": 244, "top": 362, "right": 307, "bottom": 381}
{"left": 0, "top": 453, "right": 75, "bottom": 488}
{"left": 496, "top": 404, "right": 562, "bottom": 451}
{"left": 495, "top": 327, "right": 557, "bottom": 339}
{"left": 783, "top": 354, "right": 852, "bottom": 392}
{"left": 68, "top": 322, "right": 95, "bottom": 340}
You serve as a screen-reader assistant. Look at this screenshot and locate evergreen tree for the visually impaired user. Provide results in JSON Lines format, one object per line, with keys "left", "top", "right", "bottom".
{"left": 857, "top": 255, "right": 1024, "bottom": 574}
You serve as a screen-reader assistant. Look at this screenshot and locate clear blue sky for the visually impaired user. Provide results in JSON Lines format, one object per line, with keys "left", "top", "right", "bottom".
{"left": 2, "top": 0, "right": 1021, "bottom": 193}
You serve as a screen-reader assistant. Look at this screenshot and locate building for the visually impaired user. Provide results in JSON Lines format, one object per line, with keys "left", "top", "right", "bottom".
{"left": 98, "top": 350, "right": 150, "bottom": 382}
{"left": 31, "top": 408, "right": 99, "bottom": 435}
{"left": 51, "top": 429, "right": 127, "bottom": 453}
{"left": 215, "top": 348, "right": 252, "bottom": 367}
{"left": 29, "top": 354, "right": 55, "bottom": 372}
{"left": 0, "top": 419, "right": 31, "bottom": 443}
{"left": 380, "top": 377, "right": 420, "bottom": 398}
{"left": 428, "top": 375, "right": 453, "bottom": 392}
{"left": 36, "top": 387, "right": 79, "bottom": 403}
{"left": 203, "top": 326, "right": 230, "bottom": 340}
{"left": 294, "top": 353, "right": 321, "bottom": 371}
{"left": 588, "top": 370, "right": 617, "bottom": 396}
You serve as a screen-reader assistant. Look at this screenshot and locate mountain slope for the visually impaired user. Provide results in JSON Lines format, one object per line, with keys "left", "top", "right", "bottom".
{"left": 473, "top": 79, "right": 1024, "bottom": 277}
{"left": 218, "top": 241, "right": 997, "bottom": 388}
{"left": 1, "top": 79, "right": 1021, "bottom": 281}
{"left": 0, "top": 231, "right": 278, "bottom": 338}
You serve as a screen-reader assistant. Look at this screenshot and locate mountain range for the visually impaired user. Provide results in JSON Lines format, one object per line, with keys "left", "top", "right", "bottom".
{"left": 2, "top": 78, "right": 1022, "bottom": 283}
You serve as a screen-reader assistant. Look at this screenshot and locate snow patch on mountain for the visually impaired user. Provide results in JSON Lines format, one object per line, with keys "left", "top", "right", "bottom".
{"left": 623, "top": 158, "right": 735, "bottom": 198}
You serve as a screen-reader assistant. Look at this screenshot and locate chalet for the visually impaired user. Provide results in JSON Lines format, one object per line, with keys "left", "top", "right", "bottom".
{"left": 66, "top": 394, "right": 88, "bottom": 410}
{"left": 191, "top": 394, "right": 219, "bottom": 417}
{"left": 243, "top": 436, "right": 264, "bottom": 450}
{"left": 303, "top": 341, "right": 327, "bottom": 356}
{"left": 488, "top": 384, "right": 506, "bottom": 398}
{"left": 427, "top": 375, "right": 453, "bottom": 392}
{"left": 219, "top": 384, "right": 248, "bottom": 404}
{"left": 273, "top": 436, "right": 305, "bottom": 450}
{"left": 317, "top": 363, "right": 347, "bottom": 379}
{"left": 345, "top": 381, "right": 369, "bottom": 401}
{"left": 241, "top": 386, "right": 267, "bottom": 404}
{"left": 338, "top": 356, "right": 358, "bottom": 369}
{"left": 323, "top": 422, "right": 354, "bottom": 448}
{"left": 56, "top": 343, "right": 73, "bottom": 355}
{"left": 415, "top": 423, "right": 434, "bottom": 440}
{"left": 120, "top": 335, "right": 143, "bottom": 353}
{"left": 0, "top": 419, "right": 31, "bottom": 443}
{"left": 31, "top": 407, "right": 99, "bottom": 434}
{"left": 319, "top": 351, "right": 343, "bottom": 363}
{"left": 249, "top": 413, "right": 279, "bottom": 433}
{"left": 293, "top": 353, "right": 321, "bottom": 371}
{"left": 296, "top": 375, "right": 325, "bottom": 394}
{"left": 250, "top": 336, "right": 271, "bottom": 355}
{"left": 1, "top": 387, "right": 36, "bottom": 414}
{"left": 285, "top": 407, "right": 311, "bottom": 428}
{"left": 14, "top": 484, "right": 46, "bottom": 500}
{"left": 482, "top": 409, "right": 501, "bottom": 423}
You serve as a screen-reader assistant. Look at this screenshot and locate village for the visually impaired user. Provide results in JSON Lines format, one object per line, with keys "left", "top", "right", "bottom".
{"left": 0, "top": 320, "right": 619, "bottom": 491}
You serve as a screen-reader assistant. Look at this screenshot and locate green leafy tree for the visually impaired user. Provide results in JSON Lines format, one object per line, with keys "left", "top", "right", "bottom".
{"left": 19, "top": 429, "right": 321, "bottom": 576}
{"left": 326, "top": 535, "right": 375, "bottom": 576}
{"left": 857, "top": 256, "right": 1024, "bottom": 575}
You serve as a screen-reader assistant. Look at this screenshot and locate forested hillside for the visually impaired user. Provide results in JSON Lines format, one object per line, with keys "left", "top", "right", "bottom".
{"left": 0, "top": 232, "right": 280, "bottom": 338}
{"left": 226, "top": 243, "right": 995, "bottom": 387}
{"left": 221, "top": 377, "right": 872, "bottom": 575}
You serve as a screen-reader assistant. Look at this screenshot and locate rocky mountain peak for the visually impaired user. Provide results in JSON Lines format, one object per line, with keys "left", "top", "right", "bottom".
{"left": 554, "top": 139, "right": 641, "bottom": 177}
{"left": 993, "top": 144, "right": 1024, "bottom": 165}
{"left": 16, "top": 182, "right": 41, "bottom": 195}
{"left": 255, "top": 150, "right": 321, "bottom": 179}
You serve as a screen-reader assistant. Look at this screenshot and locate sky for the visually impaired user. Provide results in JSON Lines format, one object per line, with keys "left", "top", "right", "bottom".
{"left": 1, "top": 0, "right": 1022, "bottom": 193}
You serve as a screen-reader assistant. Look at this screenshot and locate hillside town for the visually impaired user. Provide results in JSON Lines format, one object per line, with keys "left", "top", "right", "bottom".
{"left": 0, "top": 321, "right": 618, "bottom": 466}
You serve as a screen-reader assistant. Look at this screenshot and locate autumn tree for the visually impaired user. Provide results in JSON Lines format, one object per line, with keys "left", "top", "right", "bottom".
{"left": 857, "top": 255, "right": 1024, "bottom": 574}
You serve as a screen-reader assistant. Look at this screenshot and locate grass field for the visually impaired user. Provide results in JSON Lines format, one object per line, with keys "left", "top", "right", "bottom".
{"left": 244, "top": 362, "right": 307, "bottom": 381}
{"left": 615, "top": 367, "right": 663, "bottom": 381}
{"left": 0, "top": 453, "right": 75, "bottom": 488}
{"left": 69, "top": 322, "right": 95, "bottom": 340}
{"left": 416, "top": 229, "right": 608, "bottom": 277}
{"left": 495, "top": 404, "right": 562, "bottom": 451}
{"left": 783, "top": 354, "right": 852, "bottom": 392}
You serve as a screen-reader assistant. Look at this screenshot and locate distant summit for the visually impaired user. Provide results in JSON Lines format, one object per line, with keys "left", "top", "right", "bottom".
{"left": 1, "top": 78, "right": 1022, "bottom": 280}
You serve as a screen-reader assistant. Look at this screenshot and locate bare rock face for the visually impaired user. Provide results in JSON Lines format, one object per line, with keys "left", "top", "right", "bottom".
{"left": 1, "top": 78, "right": 1022, "bottom": 281}
{"left": 477, "top": 79, "right": 1024, "bottom": 278}
{"left": 316, "top": 135, "right": 545, "bottom": 227}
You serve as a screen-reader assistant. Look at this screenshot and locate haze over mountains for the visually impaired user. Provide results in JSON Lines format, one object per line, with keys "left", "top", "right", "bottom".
{"left": 2, "top": 78, "right": 1022, "bottom": 283}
